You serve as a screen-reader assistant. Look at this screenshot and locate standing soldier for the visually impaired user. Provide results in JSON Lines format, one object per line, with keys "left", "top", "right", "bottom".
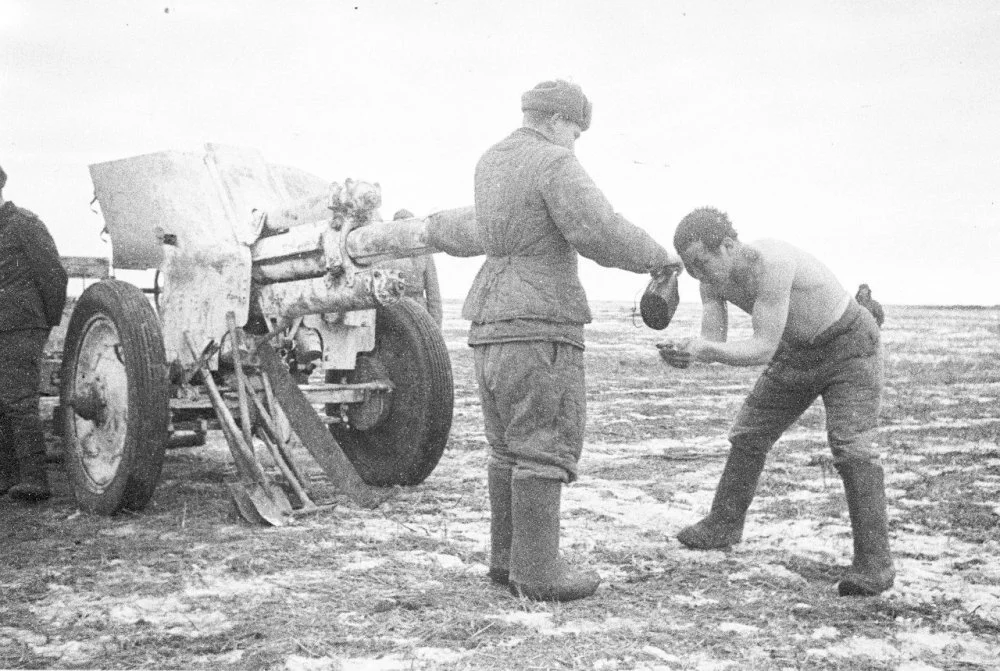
{"left": 431, "top": 80, "right": 683, "bottom": 601}
{"left": 0, "top": 164, "right": 68, "bottom": 501}
{"left": 855, "top": 284, "right": 885, "bottom": 328}
{"left": 659, "top": 207, "right": 893, "bottom": 597}
{"left": 392, "top": 209, "right": 443, "bottom": 328}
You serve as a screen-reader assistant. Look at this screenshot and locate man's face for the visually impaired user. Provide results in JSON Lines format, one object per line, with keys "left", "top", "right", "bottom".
{"left": 549, "top": 115, "right": 582, "bottom": 150}
{"left": 679, "top": 240, "right": 732, "bottom": 284}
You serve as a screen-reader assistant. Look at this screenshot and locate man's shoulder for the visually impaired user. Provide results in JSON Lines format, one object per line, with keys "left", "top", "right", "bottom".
{"left": 481, "top": 128, "right": 572, "bottom": 163}
{"left": 1, "top": 201, "right": 44, "bottom": 226}
{"left": 750, "top": 238, "right": 795, "bottom": 255}
{"left": 747, "top": 239, "right": 799, "bottom": 271}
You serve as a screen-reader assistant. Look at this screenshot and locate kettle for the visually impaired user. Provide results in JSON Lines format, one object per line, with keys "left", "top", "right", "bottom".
{"left": 640, "top": 269, "right": 680, "bottom": 330}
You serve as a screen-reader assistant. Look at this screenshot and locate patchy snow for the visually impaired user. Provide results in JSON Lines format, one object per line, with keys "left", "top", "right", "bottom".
{"left": 97, "top": 523, "right": 142, "bottom": 537}
{"left": 304, "top": 647, "right": 472, "bottom": 669}
{"left": 29, "top": 638, "right": 110, "bottom": 665}
{"left": 692, "top": 657, "right": 740, "bottom": 671}
{"left": 895, "top": 629, "right": 960, "bottom": 654}
{"left": 499, "top": 610, "right": 555, "bottom": 633}
{"left": 670, "top": 592, "right": 720, "bottom": 607}
{"left": 896, "top": 663, "right": 943, "bottom": 671}
{"left": 810, "top": 626, "right": 839, "bottom": 640}
{"left": 728, "top": 563, "right": 806, "bottom": 585}
{"left": 498, "top": 612, "right": 644, "bottom": 637}
{"left": 108, "top": 596, "right": 231, "bottom": 635}
{"left": 183, "top": 573, "right": 275, "bottom": 598}
{"left": 810, "top": 635, "right": 900, "bottom": 661}
{"left": 283, "top": 655, "right": 344, "bottom": 671}
{"left": 642, "top": 644, "right": 682, "bottom": 664}
{"left": 339, "top": 556, "right": 389, "bottom": 572}
{"left": 0, "top": 627, "right": 47, "bottom": 648}
{"left": 393, "top": 550, "right": 466, "bottom": 570}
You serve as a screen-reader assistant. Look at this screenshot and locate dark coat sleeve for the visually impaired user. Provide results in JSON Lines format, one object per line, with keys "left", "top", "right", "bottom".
{"left": 15, "top": 218, "right": 68, "bottom": 327}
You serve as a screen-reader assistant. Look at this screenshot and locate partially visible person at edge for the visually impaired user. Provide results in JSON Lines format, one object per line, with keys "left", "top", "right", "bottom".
{"left": 428, "top": 80, "right": 684, "bottom": 602}
{"left": 658, "top": 207, "right": 893, "bottom": 597}
{"left": 391, "top": 208, "right": 443, "bottom": 328}
{"left": 856, "top": 283, "right": 885, "bottom": 329}
{"left": 0, "top": 164, "right": 68, "bottom": 502}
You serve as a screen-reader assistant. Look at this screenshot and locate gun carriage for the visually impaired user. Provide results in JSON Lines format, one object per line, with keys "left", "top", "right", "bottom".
{"left": 56, "top": 144, "right": 472, "bottom": 519}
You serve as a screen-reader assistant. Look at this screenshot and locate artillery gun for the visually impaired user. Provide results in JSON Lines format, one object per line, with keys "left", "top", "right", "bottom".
{"left": 59, "top": 143, "right": 473, "bottom": 517}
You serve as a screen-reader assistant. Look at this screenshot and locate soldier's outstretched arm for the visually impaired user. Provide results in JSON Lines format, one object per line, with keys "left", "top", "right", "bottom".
{"left": 542, "top": 155, "right": 681, "bottom": 275}
{"left": 426, "top": 206, "right": 484, "bottom": 258}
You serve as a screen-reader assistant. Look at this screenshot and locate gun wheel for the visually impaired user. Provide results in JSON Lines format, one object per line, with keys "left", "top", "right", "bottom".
{"left": 60, "top": 280, "right": 170, "bottom": 514}
{"left": 330, "top": 299, "right": 453, "bottom": 486}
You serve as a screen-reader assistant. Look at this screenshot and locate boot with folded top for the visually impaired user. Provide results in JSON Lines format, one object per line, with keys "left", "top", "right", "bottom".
{"left": 676, "top": 445, "right": 767, "bottom": 549}
{"left": 508, "top": 477, "right": 600, "bottom": 602}
{"left": 488, "top": 464, "right": 513, "bottom": 586}
{"left": 836, "top": 461, "right": 895, "bottom": 596}
{"left": 8, "top": 430, "right": 51, "bottom": 501}
{"left": 0, "top": 447, "right": 17, "bottom": 495}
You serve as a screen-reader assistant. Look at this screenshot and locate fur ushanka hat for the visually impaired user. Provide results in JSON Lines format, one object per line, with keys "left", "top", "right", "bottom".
{"left": 521, "top": 80, "right": 592, "bottom": 131}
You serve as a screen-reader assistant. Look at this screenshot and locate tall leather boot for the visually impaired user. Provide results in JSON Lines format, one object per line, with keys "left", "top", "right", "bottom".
{"left": 837, "top": 461, "right": 895, "bottom": 596}
{"left": 677, "top": 444, "right": 768, "bottom": 549}
{"left": 0, "top": 445, "right": 17, "bottom": 495}
{"left": 508, "top": 477, "right": 600, "bottom": 602}
{"left": 8, "top": 427, "right": 50, "bottom": 502}
{"left": 487, "top": 464, "right": 513, "bottom": 586}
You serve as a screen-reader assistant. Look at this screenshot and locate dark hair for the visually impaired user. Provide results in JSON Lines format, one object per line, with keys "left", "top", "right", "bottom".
{"left": 673, "top": 207, "right": 737, "bottom": 254}
{"left": 0, "top": 164, "right": 6, "bottom": 191}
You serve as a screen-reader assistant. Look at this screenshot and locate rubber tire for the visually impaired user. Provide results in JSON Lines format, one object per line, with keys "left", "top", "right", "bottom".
{"left": 60, "top": 279, "right": 170, "bottom": 514}
{"left": 330, "top": 299, "right": 453, "bottom": 486}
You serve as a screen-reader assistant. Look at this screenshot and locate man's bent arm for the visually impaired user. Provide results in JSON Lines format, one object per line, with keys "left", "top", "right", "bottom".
{"left": 697, "top": 257, "right": 794, "bottom": 367}
{"left": 700, "top": 284, "right": 728, "bottom": 342}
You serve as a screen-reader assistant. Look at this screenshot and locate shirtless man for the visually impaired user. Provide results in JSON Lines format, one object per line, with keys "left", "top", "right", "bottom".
{"left": 659, "top": 207, "right": 894, "bottom": 597}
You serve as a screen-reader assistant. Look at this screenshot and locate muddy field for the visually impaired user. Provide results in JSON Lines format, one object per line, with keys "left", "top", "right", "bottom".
{"left": 2, "top": 300, "right": 999, "bottom": 670}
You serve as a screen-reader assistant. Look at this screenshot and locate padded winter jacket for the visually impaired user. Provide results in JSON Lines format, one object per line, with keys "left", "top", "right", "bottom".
{"left": 0, "top": 201, "right": 68, "bottom": 331}
{"left": 455, "top": 128, "right": 674, "bottom": 335}
{"left": 385, "top": 254, "right": 443, "bottom": 327}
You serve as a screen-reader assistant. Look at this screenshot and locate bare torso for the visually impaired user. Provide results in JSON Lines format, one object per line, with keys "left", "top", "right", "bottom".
{"left": 716, "top": 239, "right": 849, "bottom": 347}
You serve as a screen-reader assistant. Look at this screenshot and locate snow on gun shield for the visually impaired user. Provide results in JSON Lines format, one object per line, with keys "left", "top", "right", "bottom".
{"left": 59, "top": 143, "right": 474, "bottom": 516}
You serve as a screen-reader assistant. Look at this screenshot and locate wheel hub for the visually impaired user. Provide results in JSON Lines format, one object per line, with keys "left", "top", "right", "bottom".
{"left": 70, "top": 316, "right": 131, "bottom": 491}
{"left": 69, "top": 382, "right": 108, "bottom": 425}
{"left": 346, "top": 355, "right": 394, "bottom": 431}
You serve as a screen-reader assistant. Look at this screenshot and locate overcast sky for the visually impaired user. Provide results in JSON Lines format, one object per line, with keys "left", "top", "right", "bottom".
{"left": 2, "top": 0, "right": 997, "bottom": 306}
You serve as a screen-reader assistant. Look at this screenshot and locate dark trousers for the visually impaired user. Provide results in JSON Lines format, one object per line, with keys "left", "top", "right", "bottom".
{"left": 474, "top": 340, "right": 586, "bottom": 483}
{"left": 0, "top": 329, "right": 51, "bottom": 474}
{"left": 730, "top": 300, "right": 884, "bottom": 465}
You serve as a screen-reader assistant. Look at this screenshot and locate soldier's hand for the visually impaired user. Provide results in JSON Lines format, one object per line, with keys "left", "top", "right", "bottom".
{"left": 656, "top": 339, "right": 693, "bottom": 369}
{"left": 652, "top": 261, "right": 683, "bottom": 278}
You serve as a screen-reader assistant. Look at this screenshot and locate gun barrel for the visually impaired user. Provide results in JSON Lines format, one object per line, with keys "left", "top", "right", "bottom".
{"left": 251, "top": 215, "right": 446, "bottom": 285}
{"left": 344, "top": 218, "right": 433, "bottom": 266}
